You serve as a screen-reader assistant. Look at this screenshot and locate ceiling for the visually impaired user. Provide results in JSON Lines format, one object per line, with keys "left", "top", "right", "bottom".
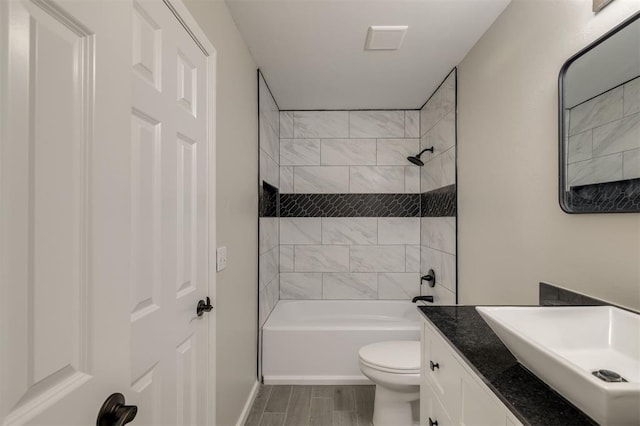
{"left": 225, "top": 0, "right": 511, "bottom": 110}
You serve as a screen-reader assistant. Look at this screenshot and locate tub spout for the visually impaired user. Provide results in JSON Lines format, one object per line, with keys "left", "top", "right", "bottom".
{"left": 412, "top": 295, "right": 434, "bottom": 303}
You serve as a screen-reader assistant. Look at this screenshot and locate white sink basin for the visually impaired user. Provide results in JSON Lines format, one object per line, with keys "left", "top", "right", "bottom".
{"left": 476, "top": 306, "right": 640, "bottom": 425}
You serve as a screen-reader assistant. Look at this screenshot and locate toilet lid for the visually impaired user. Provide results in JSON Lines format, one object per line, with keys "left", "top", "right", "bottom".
{"left": 358, "top": 341, "right": 420, "bottom": 372}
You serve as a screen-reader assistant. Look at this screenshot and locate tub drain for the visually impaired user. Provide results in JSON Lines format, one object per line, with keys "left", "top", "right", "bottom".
{"left": 592, "top": 369, "right": 627, "bottom": 382}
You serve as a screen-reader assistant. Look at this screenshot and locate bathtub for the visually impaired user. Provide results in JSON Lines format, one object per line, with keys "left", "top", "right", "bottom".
{"left": 262, "top": 300, "right": 421, "bottom": 385}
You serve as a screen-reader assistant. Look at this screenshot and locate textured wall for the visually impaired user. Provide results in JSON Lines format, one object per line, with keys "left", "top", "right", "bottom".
{"left": 457, "top": 0, "right": 640, "bottom": 310}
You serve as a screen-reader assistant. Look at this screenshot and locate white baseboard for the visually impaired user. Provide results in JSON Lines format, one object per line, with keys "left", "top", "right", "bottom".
{"left": 236, "top": 380, "right": 260, "bottom": 426}
{"left": 262, "top": 375, "right": 373, "bottom": 385}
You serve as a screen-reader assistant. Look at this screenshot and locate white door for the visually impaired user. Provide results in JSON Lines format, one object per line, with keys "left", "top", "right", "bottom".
{"left": 1, "top": 0, "right": 133, "bottom": 424}
{"left": 128, "top": 1, "right": 214, "bottom": 425}
{"left": 0, "top": 0, "right": 216, "bottom": 424}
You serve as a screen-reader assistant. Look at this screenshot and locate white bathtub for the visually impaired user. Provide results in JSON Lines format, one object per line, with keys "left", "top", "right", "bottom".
{"left": 262, "top": 300, "right": 421, "bottom": 385}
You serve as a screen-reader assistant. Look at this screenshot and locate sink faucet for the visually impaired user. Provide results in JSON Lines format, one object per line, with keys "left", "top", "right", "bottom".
{"left": 412, "top": 295, "right": 434, "bottom": 303}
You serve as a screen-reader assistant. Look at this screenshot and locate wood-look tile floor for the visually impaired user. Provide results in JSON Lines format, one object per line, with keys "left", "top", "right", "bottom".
{"left": 245, "top": 385, "right": 375, "bottom": 426}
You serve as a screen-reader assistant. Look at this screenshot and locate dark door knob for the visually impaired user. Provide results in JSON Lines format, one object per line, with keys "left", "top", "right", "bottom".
{"left": 197, "top": 296, "right": 213, "bottom": 317}
{"left": 97, "top": 393, "right": 137, "bottom": 426}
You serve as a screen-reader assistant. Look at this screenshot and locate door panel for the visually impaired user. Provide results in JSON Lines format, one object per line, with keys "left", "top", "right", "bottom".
{"left": 1, "top": 0, "right": 132, "bottom": 424}
{"left": 2, "top": 0, "right": 213, "bottom": 424}
{"left": 129, "top": 1, "right": 209, "bottom": 424}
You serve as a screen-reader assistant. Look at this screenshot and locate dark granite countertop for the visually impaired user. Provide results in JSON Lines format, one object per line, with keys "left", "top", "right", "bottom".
{"left": 418, "top": 305, "right": 597, "bottom": 426}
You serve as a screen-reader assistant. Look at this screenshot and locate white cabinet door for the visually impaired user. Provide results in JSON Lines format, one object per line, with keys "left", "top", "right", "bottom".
{"left": 1, "top": 0, "right": 132, "bottom": 424}
{"left": 128, "top": 1, "right": 214, "bottom": 424}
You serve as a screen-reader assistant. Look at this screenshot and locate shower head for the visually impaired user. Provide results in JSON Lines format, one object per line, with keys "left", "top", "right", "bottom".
{"left": 406, "top": 147, "right": 434, "bottom": 166}
{"left": 407, "top": 156, "right": 425, "bottom": 166}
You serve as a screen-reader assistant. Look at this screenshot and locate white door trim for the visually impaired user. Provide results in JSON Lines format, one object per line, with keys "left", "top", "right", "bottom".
{"left": 159, "top": 1, "right": 217, "bottom": 423}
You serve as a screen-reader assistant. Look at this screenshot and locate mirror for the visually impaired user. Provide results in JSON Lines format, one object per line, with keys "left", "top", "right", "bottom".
{"left": 559, "top": 11, "right": 640, "bottom": 213}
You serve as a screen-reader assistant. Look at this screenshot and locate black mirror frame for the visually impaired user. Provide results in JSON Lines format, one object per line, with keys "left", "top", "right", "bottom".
{"left": 558, "top": 10, "right": 640, "bottom": 214}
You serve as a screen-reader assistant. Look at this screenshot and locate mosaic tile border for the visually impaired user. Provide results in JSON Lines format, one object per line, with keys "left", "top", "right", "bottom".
{"left": 565, "top": 178, "right": 640, "bottom": 213}
{"left": 259, "top": 181, "right": 279, "bottom": 218}
{"left": 421, "top": 184, "right": 456, "bottom": 217}
{"left": 279, "top": 193, "right": 420, "bottom": 217}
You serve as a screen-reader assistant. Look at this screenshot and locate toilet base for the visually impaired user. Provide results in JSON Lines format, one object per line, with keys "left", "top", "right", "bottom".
{"left": 372, "top": 384, "right": 420, "bottom": 426}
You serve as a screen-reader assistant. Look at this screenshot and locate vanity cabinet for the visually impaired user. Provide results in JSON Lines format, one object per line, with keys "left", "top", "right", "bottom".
{"left": 421, "top": 319, "right": 523, "bottom": 426}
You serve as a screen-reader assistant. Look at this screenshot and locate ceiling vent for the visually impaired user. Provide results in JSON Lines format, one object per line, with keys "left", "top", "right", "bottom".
{"left": 364, "top": 25, "right": 408, "bottom": 51}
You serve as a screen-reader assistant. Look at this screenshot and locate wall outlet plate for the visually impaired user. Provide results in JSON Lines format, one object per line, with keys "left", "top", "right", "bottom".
{"left": 216, "top": 246, "right": 227, "bottom": 271}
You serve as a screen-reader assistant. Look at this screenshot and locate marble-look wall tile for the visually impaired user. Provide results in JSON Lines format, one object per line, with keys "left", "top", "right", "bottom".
{"left": 259, "top": 218, "right": 279, "bottom": 254}
{"left": 260, "top": 149, "right": 279, "bottom": 188}
{"left": 378, "top": 218, "right": 420, "bottom": 244}
{"left": 321, "top": 139, "right": 376, "bottom": 165}
{"left": 378, "top": 273, "right": 419, "bottom": 299}
{"left": 323, "top": 273, "right": 377, "bottom": 299}
{"left": 280, "top": 111, "right": 294, "bottom": 138}
{"left": 422, "top": 217, "right": 456, "bottom": 255}
{"left": 428, "top": 111, "right": 455, "bottom": 154}
{"left": 259, "top": 278, "right": 279, "bottom": 326}
{"left": 322, "top": 218, "right": 377, "bottom": 244}
{"left": 569, "top": 86, "right": 623, "bottom": 136}
{"left": 405, "top": 245, "right": 420, "bottom": 273}
{"left": 568, "top": 153, "right": 623, "bottom": 186}
{"left": 441, "top": 147, "right": 456, "bottom": 187}
{"left": 350, "top": 245, "right": 405, "bottom": 272}
{"left": 433, "top": 285, "right": 456, "bottom": 305}
{"left": 280, "top": 273, "right": 322, "bottom": 299}
{"left": 280, "top": 166, "right": 294, "bottom": 193}
{"left": 350, "top": 166, "right": 405, "bottom": 193}
{"left": 294, "top": 111, "right": 349, "bottom": 138}
{"left": 259, "top": 74, "right": 279, "bottom": 135}
{"left": 439, "top": 72, "right": 456, "bottom": 118}
{"left": 567, "top": 130, "right": 593, "bottom": 163}
{"left": 259, "top": 247, "right": 279, "bottom": 289}
{"left": 440, "top": 252, "right": 456, "bottom": 293}
{"left": 295, "top": 245, "right": 349, "bottom": 272}
{"left": 405, "top": 111, "right": 420, "bottom": 138}
{"left": 592, "top": 113, "right": 640, "bottom": 157}
{"left": 421, "top": 155, "right": 443, "bottom": 193}
{"left": 421, "top": 91, "right": 440, "bottom": 136}
{"left": 294, "top": 166, "right": 349, "bottom": 193}
{"left": 280, "top": 218, "right": 321, "bottom": 245}
{"left": 623, "top": 148, "right": 640, "bottom": 179}
{"left": 405, "top": 166, "right": 420, "bottom": 193}
{"left": 349, "top": 111, "right": 404, "bottom": 138}
{"left": 280, "top": 245, "right": 294, "bottom": 272}
{"left": 376, "top": 139, "right": 420, "bottom": 165}
{"left": 421, "top": 247, "right": 442, "bottom": 280}
{"left": 260, "top": 119, "right": 280, "bottom": 162}
{"left": 280, "top": 138, "right": 321, "bottom": 165}
{"left": 624, "top": 78, "right": 640, "bottom": 116}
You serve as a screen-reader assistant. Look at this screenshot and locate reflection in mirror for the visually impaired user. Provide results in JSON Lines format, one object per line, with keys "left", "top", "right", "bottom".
{"left": 559, "top": 11, "right": 640, "bottom": 213}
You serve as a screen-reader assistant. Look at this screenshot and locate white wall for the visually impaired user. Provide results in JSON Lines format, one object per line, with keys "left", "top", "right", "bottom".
{"left": 182, "top": 1, "right": 258, "bottom": 425}
{"left": 458, "top": 0, "right": 640, "bottom": 310}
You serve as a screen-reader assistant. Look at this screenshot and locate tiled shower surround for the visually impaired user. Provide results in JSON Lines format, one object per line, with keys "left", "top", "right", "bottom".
{"left": 278, "top": 109, "right": 424, "bottom": 300}
{"left": 259, "top": 69, "right": 458, "bottom": 308}
{"left": 258, "top": 72, "right": 280, "bottom": 326}
{"left": 420, "top": 70, "right": 457, "bottom": 305}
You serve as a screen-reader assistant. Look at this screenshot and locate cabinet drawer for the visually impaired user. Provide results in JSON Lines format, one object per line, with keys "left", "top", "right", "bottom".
{"left": 423, "top": 383, "right": 454, "bottom": 426}
{"left": 423, "top": 324, "right": 462, "bottom": 417}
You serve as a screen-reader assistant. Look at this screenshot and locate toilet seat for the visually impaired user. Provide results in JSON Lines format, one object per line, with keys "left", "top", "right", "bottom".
{"left": 358, "top": 341, "right": 420, "bottom": 374}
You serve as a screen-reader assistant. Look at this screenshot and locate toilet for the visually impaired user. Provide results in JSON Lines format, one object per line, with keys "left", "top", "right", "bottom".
{"left": 358, "top": 340, "right": 421, "bottom": 426}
